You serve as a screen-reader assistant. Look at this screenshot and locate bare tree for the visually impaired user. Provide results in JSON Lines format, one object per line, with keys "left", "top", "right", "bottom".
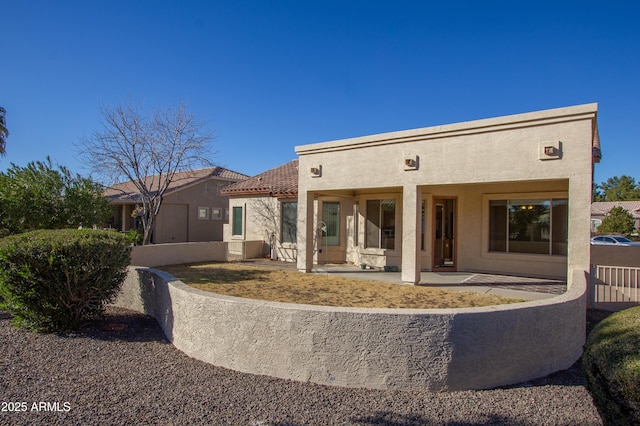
{"left": 79, "top": 101, "right": 215, "bottom": 244}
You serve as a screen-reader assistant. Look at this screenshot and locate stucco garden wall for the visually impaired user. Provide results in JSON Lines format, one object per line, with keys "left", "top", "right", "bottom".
{"left": 131, "top": 242, "right": 227, "bottom": 267}
{"left": 131, "top": 241, "right": 268, "bottom": 267}
{"left": 113, "top": 266, "right": 587, "bottom": 391}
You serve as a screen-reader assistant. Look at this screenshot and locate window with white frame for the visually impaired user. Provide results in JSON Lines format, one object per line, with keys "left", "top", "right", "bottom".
{"left": 366, "top": 199, "right": 396, "bottom": 250}
{"left": 489, "top": 198, "right": 568, "bottom": 255}
{"left": 198, "top": 207, "right": 209, "bottom": 220}
{"left": 212, "top": 208, "right": 222, "bottom": 220}
{"left": 281, "top": 201, "right": 297, "bottom": 243}
{"left": 232, "top": 206, "right": 243, "bottom": 236}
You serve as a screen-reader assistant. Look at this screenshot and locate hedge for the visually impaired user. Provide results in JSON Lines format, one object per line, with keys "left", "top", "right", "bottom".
{"left": 583, "top": 306, "right": 640, "bottom": 426}
{"left": 0, "top": 229, "right": 131, "bottom": 331}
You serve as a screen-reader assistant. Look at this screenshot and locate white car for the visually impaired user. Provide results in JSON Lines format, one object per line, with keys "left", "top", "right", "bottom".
{"left": 590, "top": 235, "right": 640, "bottom": 246}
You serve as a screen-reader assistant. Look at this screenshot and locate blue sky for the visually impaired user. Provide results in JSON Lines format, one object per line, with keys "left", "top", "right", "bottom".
{"left": 2, "top": 1, "right": 639, "bottom": 185}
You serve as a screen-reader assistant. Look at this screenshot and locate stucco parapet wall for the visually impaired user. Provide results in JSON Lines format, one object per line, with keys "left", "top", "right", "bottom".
{"left": 114, "top": 267, "right": 587, "bottom": 391}
{"left": 295, "top": 103, "right": 598, "bottom": 155}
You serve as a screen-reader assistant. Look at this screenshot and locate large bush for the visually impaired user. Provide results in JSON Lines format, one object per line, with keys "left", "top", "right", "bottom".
{"left": 0, "top": 158, "right": 111, "bottom": 236}
{"left": 597, "top": 206, "right": 636, "bottom": 236}
{"left": 583, "top": 306, "right": 640, "bottom": 425}
{"left": 0, "top": 229, "right": 131, "bottom": 331}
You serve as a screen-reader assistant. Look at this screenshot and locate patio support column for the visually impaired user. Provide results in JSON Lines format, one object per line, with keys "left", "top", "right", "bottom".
{"left": 297, "top": 190, "right": 315, "bottom": 273}
{"left": 567, "top": 174, "right": 592, "bottom": 288}
{"left": 401, "top": 184, "right": 421, "bottom": 284}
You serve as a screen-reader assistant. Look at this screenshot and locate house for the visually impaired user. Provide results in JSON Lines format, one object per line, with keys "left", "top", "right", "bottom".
{"left": 220, "top": 104, "right": 599, "bottom": 287}
{"left": 292, "top": 103, "right": 600, "bottom": 286}
{"left": 104, "top": 167, "right": 248, "bottom": 243}
{"left": 591, "top": 201, "right": 640, "bottom": 234}
{"left": 221, "top": 160, "right": 299, "bottom": 261}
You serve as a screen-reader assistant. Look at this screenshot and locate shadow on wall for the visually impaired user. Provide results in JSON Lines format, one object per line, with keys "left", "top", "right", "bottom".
{"left": 137, "top": 268, "right": 175, "bottom": 342}
{"left": 446, "top": 301, "right": 585, "bottom": 389}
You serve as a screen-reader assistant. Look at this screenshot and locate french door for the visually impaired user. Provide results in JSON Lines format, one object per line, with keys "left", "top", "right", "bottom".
{"left": 433, "top": 198, "right": 456, "bottom": 271}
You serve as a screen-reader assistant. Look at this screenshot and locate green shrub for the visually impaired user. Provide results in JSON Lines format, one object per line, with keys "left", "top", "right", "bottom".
{"left": 0, "top": 229, "right": 131, "bottom": 331}
{"left": 126, "top": 228, "right": 144, "bottom": 246}
{"left": 583, "top": 306, "right": 640, "bottom": 426}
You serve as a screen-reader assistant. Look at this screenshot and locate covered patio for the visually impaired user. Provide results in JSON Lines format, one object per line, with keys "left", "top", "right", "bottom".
{"left": 295, "top": 104, "right": 600, "bottom": 288}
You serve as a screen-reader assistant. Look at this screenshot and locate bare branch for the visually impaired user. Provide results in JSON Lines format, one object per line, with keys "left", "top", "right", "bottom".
{"left": 77, "top": 100, "right": 216, "bottom": 244}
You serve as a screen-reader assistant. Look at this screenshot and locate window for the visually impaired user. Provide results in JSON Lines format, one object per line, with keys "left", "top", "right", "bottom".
{"left": 366, "top": 199, "right": 396, "bottom": 250}
{"left": 322, "top": 202, "right": 340, "bottom": 246}
{"left": 489, "top": 198, "right": 568, "bottom": 255}
{"left": 232, "top": 206, "right": 243, "bottom": 236}
{"left": 198, "top": 207, "right": 209, "bottom": 220}
{"left": 281, "top": 202, "right": 297, "bottom": 243}
{"left": 212, "top": 208, "right": 222, "bottom": 220}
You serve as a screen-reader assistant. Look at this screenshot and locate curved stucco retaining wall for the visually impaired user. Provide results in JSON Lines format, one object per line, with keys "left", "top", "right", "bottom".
{"left": 113, "top": 267, "right": 587, "bottom": 391}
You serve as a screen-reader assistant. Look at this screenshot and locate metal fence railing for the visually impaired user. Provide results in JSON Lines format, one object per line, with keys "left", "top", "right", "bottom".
{"left": 590, "top": 264, "right": 640, "bottom": 309}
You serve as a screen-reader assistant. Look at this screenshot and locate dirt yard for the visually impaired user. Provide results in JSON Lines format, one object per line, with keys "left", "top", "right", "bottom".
{"left": 161, "top": 262, "right": 524, "bottom": 309}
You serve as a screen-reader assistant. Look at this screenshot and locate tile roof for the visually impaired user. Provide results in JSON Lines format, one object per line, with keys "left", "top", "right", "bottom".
{"left": 591, "top": 201, "right": 640, "bottom": 218}
{"left": 104, "top": 166, "right": 248, "bottom": 203}
{"left": 221, "top": 160, "right": 298, "bottom": 197}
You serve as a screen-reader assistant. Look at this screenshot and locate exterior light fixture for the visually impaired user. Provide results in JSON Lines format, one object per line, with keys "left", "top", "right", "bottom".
{"left": 539, "top": 141, "right": 562, "bottom": 160}
{"left": 310, "top": 165, "right": 322, "bottom": 177}
{"left": 404, "top": 154, "right": 419, "bottom": 171}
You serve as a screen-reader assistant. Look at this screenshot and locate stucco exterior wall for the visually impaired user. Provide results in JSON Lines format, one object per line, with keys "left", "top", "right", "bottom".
{"left": 227, "top": 195, "right": 298, "bottom": 262}
{"left": 154, "top": 179, "right": 233, "bottom": 244}
{"left": 114, "top": 267, "right": 587, "bottom": 391}
{"left": 297, "top": 120, "right": 593, "bottom": 191}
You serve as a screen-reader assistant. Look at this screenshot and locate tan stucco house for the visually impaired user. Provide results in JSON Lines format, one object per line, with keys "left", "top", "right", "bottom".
{"left": 220, "top": 104, "right": 600, "bottom": 287}
{"left": 104, "top": 167, "right": 247, "bottom": 243}
{"left": 294, "top": 103, "right": 601, "bottom": 286}
{"left": 221, "top": 160, "right": 299, "bottom": 261}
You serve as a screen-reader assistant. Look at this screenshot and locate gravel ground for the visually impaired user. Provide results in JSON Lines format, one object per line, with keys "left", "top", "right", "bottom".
{"left": 0, "top": 307, "right": 608, "bottom": 426}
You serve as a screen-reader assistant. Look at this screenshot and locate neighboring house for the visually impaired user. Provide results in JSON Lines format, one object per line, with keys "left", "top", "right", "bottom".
{"left": 591, "top": 201, "right": 640, "bottom": 234}
{"left": 292, "top": 103, "right": 600, "bottom": 286}
{"left": 221, "top": 160, "right": 299, "bottom": 261}
{"left": 104, "top": 167, "right": 248, "bottom": 244}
